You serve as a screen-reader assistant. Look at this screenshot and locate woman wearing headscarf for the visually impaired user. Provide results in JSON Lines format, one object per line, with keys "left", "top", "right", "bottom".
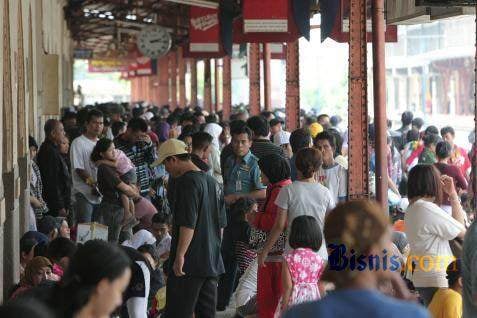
{"left": 10, "top": 256, "right": 53, "bottom": 299}
{"left": 251, "top": 154, "right": 292, "bottom": 318}
{"left": 204, "top": 122, "right": 223, "bottom": 183}
{"left": 122, "top": 229, "right": 157, "bottom": 249}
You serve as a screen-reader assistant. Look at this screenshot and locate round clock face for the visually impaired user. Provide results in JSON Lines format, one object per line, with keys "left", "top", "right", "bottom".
{"left": 137, "top": 26, "right": 172, "bottom": 58}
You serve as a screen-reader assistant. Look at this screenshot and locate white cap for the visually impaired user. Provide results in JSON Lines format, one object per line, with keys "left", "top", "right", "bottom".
{"left": 273, "top": 130, "right": 291, "bottom": 146}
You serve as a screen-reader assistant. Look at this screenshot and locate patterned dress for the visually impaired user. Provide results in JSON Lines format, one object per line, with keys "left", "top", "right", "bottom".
{"left": 274, "top": 248, "right": 325, "bottom": 317}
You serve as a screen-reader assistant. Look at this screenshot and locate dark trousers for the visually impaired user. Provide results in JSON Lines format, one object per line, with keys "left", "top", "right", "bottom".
{"left": 217, "top": 227, "right": 238, "bottom": 310}
{"left": 165, "top": 275, "right": 217, "bottom": 318}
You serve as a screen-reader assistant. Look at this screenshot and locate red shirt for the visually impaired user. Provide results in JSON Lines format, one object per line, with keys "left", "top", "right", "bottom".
{"left": 253, "top": 179, "right": 292, "bottom": 231}
{"left": 449, "top": 145, "right": 471, "bottom": 178}
{"left": 434, "top": 162, "right": 468, "bottom": 205}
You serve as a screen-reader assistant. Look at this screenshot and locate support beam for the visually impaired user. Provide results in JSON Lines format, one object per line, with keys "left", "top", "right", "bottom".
{"left": 285, "top": 41, "right": 300, "bottom": 131}
{"left": 215, "top": 59, "right": 221, "bottom": 112}
{"left": 347, "top": 0, "right": 369, "bottom": 200}
{"left": 178, "top": 47, "right": 186, "bottom": 108}
{"left": 263, "top": 43, "right": 272, "bottom": 111}
{"left": 190, "top": 59, "right": 198, "bottom": 106}
{"left": 204, "top": 59, "right": 212, "bottom": 113}
{"left": 169, "top": 52, "right": 177, "bottom": 109}
{"left": 222, "top": 56, "right": 232, "bottom": 120}
{"left": 473, "top": 3, "right": 477, "bottom": 213}
{"left": 372, "top": 0, "right": 388, "bottom": 208}
{"left": 249, "top": 43, "right": 261, "bottom": 115}
{"left": 158, "top": 57, "right": 169, "bottom": 106}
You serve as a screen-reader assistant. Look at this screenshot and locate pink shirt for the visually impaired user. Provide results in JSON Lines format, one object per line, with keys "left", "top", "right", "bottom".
{"left": 115, "top": 149, "right": 135, "bottom": 175}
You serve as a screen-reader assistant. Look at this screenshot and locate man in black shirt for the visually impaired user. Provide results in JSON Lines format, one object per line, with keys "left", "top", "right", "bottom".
{"left": 37, "top": 119, "right": 70, "bottom": 217}
{"left": 153, "top": 139, "right": 227, "bottom": 318}
{"left": 247, "top": 115, "right": 285, "bottom": 160}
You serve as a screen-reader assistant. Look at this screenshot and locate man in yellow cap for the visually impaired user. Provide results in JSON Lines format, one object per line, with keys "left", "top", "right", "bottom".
{"left": 153, "top": 139, "right": 227, "bottom": 318}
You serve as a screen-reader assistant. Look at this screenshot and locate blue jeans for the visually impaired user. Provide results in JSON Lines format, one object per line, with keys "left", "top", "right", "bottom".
{"left": 74, "top": 192, "right": 100, "bottom": 223}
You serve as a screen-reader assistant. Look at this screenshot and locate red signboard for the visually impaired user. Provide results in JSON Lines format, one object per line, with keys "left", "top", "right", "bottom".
{"left": 125, "top": 57, "right": 156, "bottom": 78}
{"left": 234, "top": 0, "right": 300, "bottom": 43}
{"left": 189, "top": 6, "right": 222, "bottom": 53}
{"left": 330, "top": 0, "right": 398, "bottom": 43}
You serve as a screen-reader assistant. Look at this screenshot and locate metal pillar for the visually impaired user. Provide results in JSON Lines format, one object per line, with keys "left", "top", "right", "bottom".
{"left": 190, "top": 59, "right": 198, "bottom": 106}
{"left": 158, "top": 57, "right": 169, "bottom": 106}
{"left": 347, "top": 0, "right": 369, "bottom": 200}
{"left": 372, "top": 0, "right": 388, "bottom": 208}
{"left": 204, "top": 59, "right": 212, "bottom": 112}
{"left": 473, "top": 2, "right": 477, "bottom": 213}
{"left": 285, "top": 41, "right": 300, "bottom": 131}
{"left": 263, "top": 43, "right": 272, "bottom": 111}
{"left": 249, "top": 43, "right": 261, "bottom": 115}
{"left": 178, "top": 47, "right": 186, "bottom": 108}
{"left": 169, "top": 52, "right": 177, "bottom": 109}
{"left": 222, "top": 56, "right": 232, "bottom": 120}
{"left": 215, "top": 59, "right": 221, "bottom": 112}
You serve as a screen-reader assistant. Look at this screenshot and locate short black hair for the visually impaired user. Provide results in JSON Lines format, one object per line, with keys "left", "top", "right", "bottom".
{"left": 446, "top": 259, "right": 461, "bottom": 287}
{"left": 425, "top": 125, "right": 439, "bottom": 136}
{"left": 178, "top": 124, "right": 199, "bottom": 141}
{"left": 412, "top": 117, "right": 424, "bottom": 130}
{"left": 192, "top": 132, "right": 213, "bottom": 151}
{"left": 406, "top": 128, "right": 420, "bottom": 143}
{"left": 38, "top": 216, "right": 57, "bottom": 238}
{"left": 231, "top": 124, "right": 253, "bottom": 140}
{"left": 47, "top": 237, "right": 77, "bottom": 262}
{"left": 111, "top": 121, "right": 126, "bottom": 137}
{"left": 86, "top": 109, "right": 104, "bottom": 123}
{"left": 180, "top": 113, "right": 198, "bottom": 126}
{"left": 290, "top": 129, "right": 311, "bottom": 154}
{"left": 44, "top": 119, "right": 60, "bottom": 137}
{"left": 230, "top": 197, "right": 256, "bottom": 223}
{"left": 423, "top": 133, "right": 440, "bottom": 147}
{"left": 151, "top": 213, "right": 172, "bottom": 225}
{"left": 260, "top": 111, "right": 274, "bottom": 120}
{"left": 20, "top": 237, "right": 37, "bottom": 255}
{"left": 436, "top": 141, "right": 452, "bottom": 159}
{"left": 327, "top": 128, "right": 343, "bottom": 157}
{"left": 127, "top": 117, "right": 148, "bottom": 132}
{"left": 401, "top": 111, "right": 413, "bottom": 126}
{"left": 258, "top": 154, "right": 291, "bottom": 183}
{"left": 269, "top": 118, "right": 283, "bottom": 127}
{"left": 247, "top": 116, "right": 270, "bottom": 137}
{"left": 288, "top": 215, "right": 323, "bottom": 252}
{"left": 407, "top": 164, "right": 442, "bottom": 203}
{"left": 314, "top": 131, "right": 336, "bottom": 149}
{"left": 91, "top": 138, "right": 114, "bottom": 162}
{"left": 137, "top": 244, "right": 160, "bottom": 264}
{"left": 29, "top": 135, "right": 38, "bottom": 150}
{"left": 440, "top": 126, "right": 455, "bottom": 137}
{"left": 166, "top": 115, "right": 179, "bottom": 126}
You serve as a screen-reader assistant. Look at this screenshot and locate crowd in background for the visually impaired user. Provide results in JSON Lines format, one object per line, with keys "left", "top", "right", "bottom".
{"left": 2, "top": 102, "right": 477, "bottom": 318}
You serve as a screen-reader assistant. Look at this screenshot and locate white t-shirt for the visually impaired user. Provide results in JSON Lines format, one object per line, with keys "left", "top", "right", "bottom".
{"left": 275, "top": 181, "right": 335, "bottom": 261}
{"left": 317, "top": 163, "right": 348, "bottom": 203}
{"left": 405, "top": 199, "right": 465, "bottom": 288}
{"left": 70, "top": 135, "right": 101, "bottom": 204}
{"left": 156, "top": 233, "right": 171, "bottom": 257}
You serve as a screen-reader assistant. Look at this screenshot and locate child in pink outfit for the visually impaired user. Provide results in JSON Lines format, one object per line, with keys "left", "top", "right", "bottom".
{"left": 274, "top": 215, "right": 325, "bottom": 317}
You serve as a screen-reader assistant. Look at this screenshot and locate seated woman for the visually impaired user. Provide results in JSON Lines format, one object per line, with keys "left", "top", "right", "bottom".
{"left": 91, "top": 138, "right": 140, "bottom": 243}
{"left": 10, "top": 256, "right": 53, "bottom": 299}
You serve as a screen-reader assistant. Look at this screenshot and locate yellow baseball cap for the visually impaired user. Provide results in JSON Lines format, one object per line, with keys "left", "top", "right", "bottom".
{"left": 309, "top": 123, "right": 324, "bottom": 138}
{"left": 152, "top": 139, "right": 188, "bottom": 167}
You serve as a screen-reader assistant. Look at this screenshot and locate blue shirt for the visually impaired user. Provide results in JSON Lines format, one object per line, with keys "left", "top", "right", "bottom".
{"left": 283, "top": 289, "right": 429, "bottom": 318}
{"left": 223, "top": 151, "right": 264, "bottom": 195}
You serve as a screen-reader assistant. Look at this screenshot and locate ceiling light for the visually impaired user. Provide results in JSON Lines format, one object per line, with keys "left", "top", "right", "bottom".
{"left": 98, "top": 13, "right": 106, "bottom": 18}
{"left": 164, "top": 0, "right": 219, "bottom": 9}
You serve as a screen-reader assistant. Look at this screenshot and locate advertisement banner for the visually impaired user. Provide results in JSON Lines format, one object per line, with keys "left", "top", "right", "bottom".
{"left": 242, "top": 0, "right": 289, "bottom": 33}
{"left": 88, "top": 59, "right": 129, "bottom": 73}
{"left": 127, "top": 57, "right": 157, "bottom": 78}
{"left": 189, "top": 6, "right": 221, "bottom": 53}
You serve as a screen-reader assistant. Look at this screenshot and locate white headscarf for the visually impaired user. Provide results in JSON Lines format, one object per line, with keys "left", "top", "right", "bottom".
{"left": 204, "top": 123, "right": 223, "bottom": 149}
{"left": 122, "top": 229, "right": 156, "bottom": 249}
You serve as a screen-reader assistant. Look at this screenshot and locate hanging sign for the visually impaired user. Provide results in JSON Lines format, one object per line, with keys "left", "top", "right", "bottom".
{"left": 233, "top": 0, "right": 301, "bottom": 43}
{"left": 88, "top": 59, "right": 130, "bottom": 72}
{"left": 243, "top": 0, "right": 289, "bottom": 33}
{"left": 189, "top": 6, "right": 221, "bottom": 53}
{"left": 127, "top": 57, "right": 157, "bottom": 78}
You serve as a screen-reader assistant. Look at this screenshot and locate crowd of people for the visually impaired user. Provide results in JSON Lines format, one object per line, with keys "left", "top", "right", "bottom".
{"left": 2, "top": 103, "right": 477, "bottom": 318}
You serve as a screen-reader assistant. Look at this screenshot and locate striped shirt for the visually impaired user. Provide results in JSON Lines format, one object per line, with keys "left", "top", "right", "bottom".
{"left": 114, "top": 135, "right": 156, "bottom": 195}
{"left": 250, "top": 139, "right": 285, "bottom": 161}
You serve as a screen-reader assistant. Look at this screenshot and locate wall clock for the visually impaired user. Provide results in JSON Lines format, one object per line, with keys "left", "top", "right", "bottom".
{"left": 137, "top": 25, "right": 172, "bottom": 58}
